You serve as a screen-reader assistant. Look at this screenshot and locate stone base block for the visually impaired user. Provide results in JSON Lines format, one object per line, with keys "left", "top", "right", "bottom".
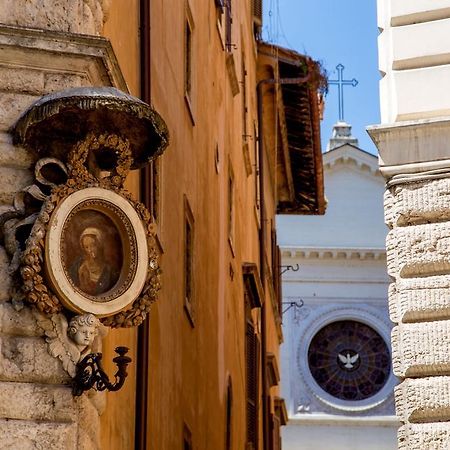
{"left": 387, "top": 223, "right": 450, "bottom": 278}
{"left": 0, "top": 303, "right": 41, "bottom": 337}
{"left": 388, "top": 178, "right": 450, "bottom": 227}
{"left": 393, "top": 321, "right": 450, "bottom": 376}
{"left": 0, "top": 0, "right": 109, "bottom": 36}
{"left": 0, "top": 419, "right": 77, "bottom": 449}
{"left": 391, "top": 277, "right": 450, "bottom": 323}
{"left": 0, "top": 93, "right": 38, "bottom": 132}
{"left": 399, "top": 422, "right": 450, "bottom": 450}
{"left": 0, "top": 334, "right": 69, "bottom": 384}
{"left": 0, "top": 381, "right": 75, "bottom": 422}
{"left": 395, "top": 377, "right": 450, "bottom": 423}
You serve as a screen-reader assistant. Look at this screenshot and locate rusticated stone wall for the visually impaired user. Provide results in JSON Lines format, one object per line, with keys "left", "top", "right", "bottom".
{"left": 0, "top": 19, "right": 125, "bottom": 450}
{"left": 0, "top": 0, "right": 110, "bottom": 35}
{"left": 386, "top": 177, "right": 450, "bottom": 449}
{"left": 0, "top": 304, "right": 105, "bottom": 449}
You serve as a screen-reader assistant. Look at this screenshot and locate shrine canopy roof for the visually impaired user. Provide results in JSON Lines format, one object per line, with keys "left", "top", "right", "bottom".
{"left": 258, "top": 42, "right": 326, "bottom": 215}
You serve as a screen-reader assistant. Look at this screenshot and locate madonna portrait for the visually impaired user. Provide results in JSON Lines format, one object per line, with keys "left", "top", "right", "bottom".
{"left": 45, "top": 187, "right": 148, "bottom": 317}
{"left": 62, "top": 209, "right": 122, "bottom": 299}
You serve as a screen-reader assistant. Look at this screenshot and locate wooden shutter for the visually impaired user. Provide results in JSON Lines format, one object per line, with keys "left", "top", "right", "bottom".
{"left": 225, "top": 0, "right": 232, "bottom": 51}
{"left": 252, "top": 0, "right": 262, "bottom": 25}
{"left": 269, "top": 413, "right": 281, "bottom": 450}
{"left": 246, "top": 320, "right": 259, "bottom": 449}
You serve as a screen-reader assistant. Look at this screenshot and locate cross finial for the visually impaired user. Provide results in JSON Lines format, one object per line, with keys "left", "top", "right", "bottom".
{"left": 328, "top": 64, "right": 358, "bottom": 122}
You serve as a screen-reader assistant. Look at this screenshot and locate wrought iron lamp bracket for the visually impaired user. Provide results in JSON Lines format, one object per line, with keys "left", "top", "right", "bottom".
{"left": 280, "top": 264, "right": 300, "bottom": 275}
{"left": 72, "top": 346, "right": 132, "bottom": 396}
{"left": 282, "top": 299, "right": 304, "bottom": 315}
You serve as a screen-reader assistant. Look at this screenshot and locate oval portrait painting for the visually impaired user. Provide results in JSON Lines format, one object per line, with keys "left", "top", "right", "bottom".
{"left": 63, "top": 210, "right": 122, "bottom": 297}
{"left": 45, "top": 187, "right": 149, "bottom": 317}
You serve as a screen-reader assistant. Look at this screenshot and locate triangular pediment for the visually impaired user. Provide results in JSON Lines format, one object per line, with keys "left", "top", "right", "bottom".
{"left": 323, "top": 144, "right": 381, "bottom": 178}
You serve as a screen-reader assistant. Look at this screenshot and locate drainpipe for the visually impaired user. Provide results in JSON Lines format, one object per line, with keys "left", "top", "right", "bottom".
{"left": 257, "top": 73, "right": 310, "bottom": 450}
{"left": 136, "top": 0, "right": 151, "bottom": 448}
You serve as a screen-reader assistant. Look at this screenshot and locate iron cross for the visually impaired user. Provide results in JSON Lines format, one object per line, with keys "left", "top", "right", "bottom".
{"left": 328, "top": 64, "right": 358, "bottom": 121}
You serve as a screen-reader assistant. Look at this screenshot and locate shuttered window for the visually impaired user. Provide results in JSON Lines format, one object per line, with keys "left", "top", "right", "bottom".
{"left": 269, "top": 413, "right": 281, "bottom": 450}
{"left": 225, "top": 0, "right": 232, "bottom": 51}
{"left": 271, "top": 228, "right": 282, "bottom": 319}
{"left": 246, "top": 318, "right": 259, "bottom": 449}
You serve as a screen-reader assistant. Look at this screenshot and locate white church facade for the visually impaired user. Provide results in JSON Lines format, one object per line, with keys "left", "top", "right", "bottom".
{"left": 278, "top": 125, "right": 398, "bottom": 449}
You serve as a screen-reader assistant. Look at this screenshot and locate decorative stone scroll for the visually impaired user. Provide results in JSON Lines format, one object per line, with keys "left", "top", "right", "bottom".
{"left": 2, "top": 87, "right": 168, "bottom": 380}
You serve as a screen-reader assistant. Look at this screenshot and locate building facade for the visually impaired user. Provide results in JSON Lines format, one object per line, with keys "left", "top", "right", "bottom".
{"left": 278, "top": 125, "right": 397, "bottom": 450}
{"left": 368, "top": 1, "right": 450, "bottom": 448}
{"left": 0, "top": 1, "right": 325, "bottom": 449}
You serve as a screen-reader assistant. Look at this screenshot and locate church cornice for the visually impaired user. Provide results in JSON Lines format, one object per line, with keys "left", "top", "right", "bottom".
{"left": 281, "top": 246, "right": 386, "bottom": 261}
{"left": 323, "top": 145, "right": 381, "bottom": 176}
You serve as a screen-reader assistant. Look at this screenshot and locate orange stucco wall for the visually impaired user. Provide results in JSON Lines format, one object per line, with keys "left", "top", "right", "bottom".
{"left": 101, "top": 1, "right": 284, "bottom": 448}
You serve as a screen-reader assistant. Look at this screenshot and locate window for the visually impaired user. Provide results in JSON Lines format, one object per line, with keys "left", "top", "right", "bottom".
{"left": 245, "top": 297, "right": 259, "bottom": 449}
{"left": 185, "top": 19, "right": 193, "bottom": 98}
{"left": 269, "top": 413, "right": 281, "bottom": 450}
{"left": 183, "top": 423, "right": 193, "bottom": 450}
{"left": 224, "top": 0, "right": 232, "bottom": 51}
{"left": 308, "top": 321, "right": 391, "bottom": 401}
{"left": 225, "top": 378, "right": 233, "bottom": 450}
{"left": 184, "top": 196, "right": 195, "bottom": 325}
{"left": 241, "top": 54, "right": 248, "bottom": 140}
{"left": 184, "top": 4, "right": 195, "bottom": 123}
{"left": 228, "top": 164, "right": 235, "bottom": 253}
{"left": 254, "top": 122, "right": 261, "bottom": 224}
{"left": 251, "top": 0, "right": 262, "bottom": 39}
{"left": 271, "top": 227, "right": 282, "bottom": 318}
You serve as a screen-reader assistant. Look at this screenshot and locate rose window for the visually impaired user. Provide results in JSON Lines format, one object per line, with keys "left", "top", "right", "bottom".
{"left": 307, "top": 320, "right": 391, "bottom": 401}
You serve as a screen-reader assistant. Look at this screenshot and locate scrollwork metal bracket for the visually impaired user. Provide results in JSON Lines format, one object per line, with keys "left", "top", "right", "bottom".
{"left": 72, "top": 346, "right": 132, "bottom": 396}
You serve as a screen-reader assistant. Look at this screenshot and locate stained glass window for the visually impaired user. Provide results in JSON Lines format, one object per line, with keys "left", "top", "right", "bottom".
{"left": 308, "top": 320, "right": 391, "bottom": 401}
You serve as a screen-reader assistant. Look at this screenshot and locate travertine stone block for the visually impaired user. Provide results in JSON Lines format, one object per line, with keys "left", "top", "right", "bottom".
{"left": 391, "top": 276, "right": 450, "bottom": 323}
{"left": 0, "top": 419, "right": 77, "bottom": 449}
{"left": 44, "top": 72, "right": 90, "bottom": 92}
{"left": 387, "top": 223, "right": 450, "bottom": 278}
{"left": 0, "top": 303, "right": 41, "bottom": 337}
{"left": 0, "top": 382, "right": 75, "bottom": 422}
{"left": 0, "top": 167, "right": 33, "bottom": 205}
{"left": 76, "top": 395, "right": 102, "bottom": 448}
{"left": 0, "top": 133, "right": 33, "bottom": 169}
{"left": 0, "top": 335, "right": 69, "bottom": 384}
{"left": 0, "top": 66, "right": 44, "bottom": 95}
{"left": 392, "top": 321, "right": 450, "bottom": 377}
{"left": 384, "top": 187, "right": 396, "bottom": 229}
{"left": 0, "top": 247, "right": 11, "bottom": 303}
{"left": 388, "top": 179, "right": 450, "bottom": 227}
{"left": 0, "top": 0, "right": 110, "bottom": 36}
{"left": 398, "top": 422, "right": 450, "bottom": 450}
{"left": 0, "top": 66, "right": 89, "bottom": 97}
{"left": 395, "top": 376, "right": 450, "bottom": 423}
{"left": 0, "top": 93, "right": 39, "bottom": 132}
{"left": 388, "top": 282, "right": 399, "bottom": 323}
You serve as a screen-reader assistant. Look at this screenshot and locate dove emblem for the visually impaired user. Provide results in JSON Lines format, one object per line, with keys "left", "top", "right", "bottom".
{"left": 338, "top": 352, "right": 359, "bottom": 370}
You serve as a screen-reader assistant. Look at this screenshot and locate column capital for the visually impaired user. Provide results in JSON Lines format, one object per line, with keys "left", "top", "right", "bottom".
{"left": 367, "top": 117, "right": 450, "bottom": 182}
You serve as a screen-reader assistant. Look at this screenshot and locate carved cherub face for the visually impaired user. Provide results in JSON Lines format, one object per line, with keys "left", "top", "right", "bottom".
{"left": 68, "top": 313, "right": 100, "bottom": 349}
{"left": 71, "top": 324, "right": 98, "bottom": 347}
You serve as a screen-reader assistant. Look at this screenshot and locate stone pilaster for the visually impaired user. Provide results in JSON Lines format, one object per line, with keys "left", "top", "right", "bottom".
{"left": 373, "top": 160, "right": 450, "bottom": 449}
{"left": 369, "top": 2, "right": 450, "bottom": 447}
